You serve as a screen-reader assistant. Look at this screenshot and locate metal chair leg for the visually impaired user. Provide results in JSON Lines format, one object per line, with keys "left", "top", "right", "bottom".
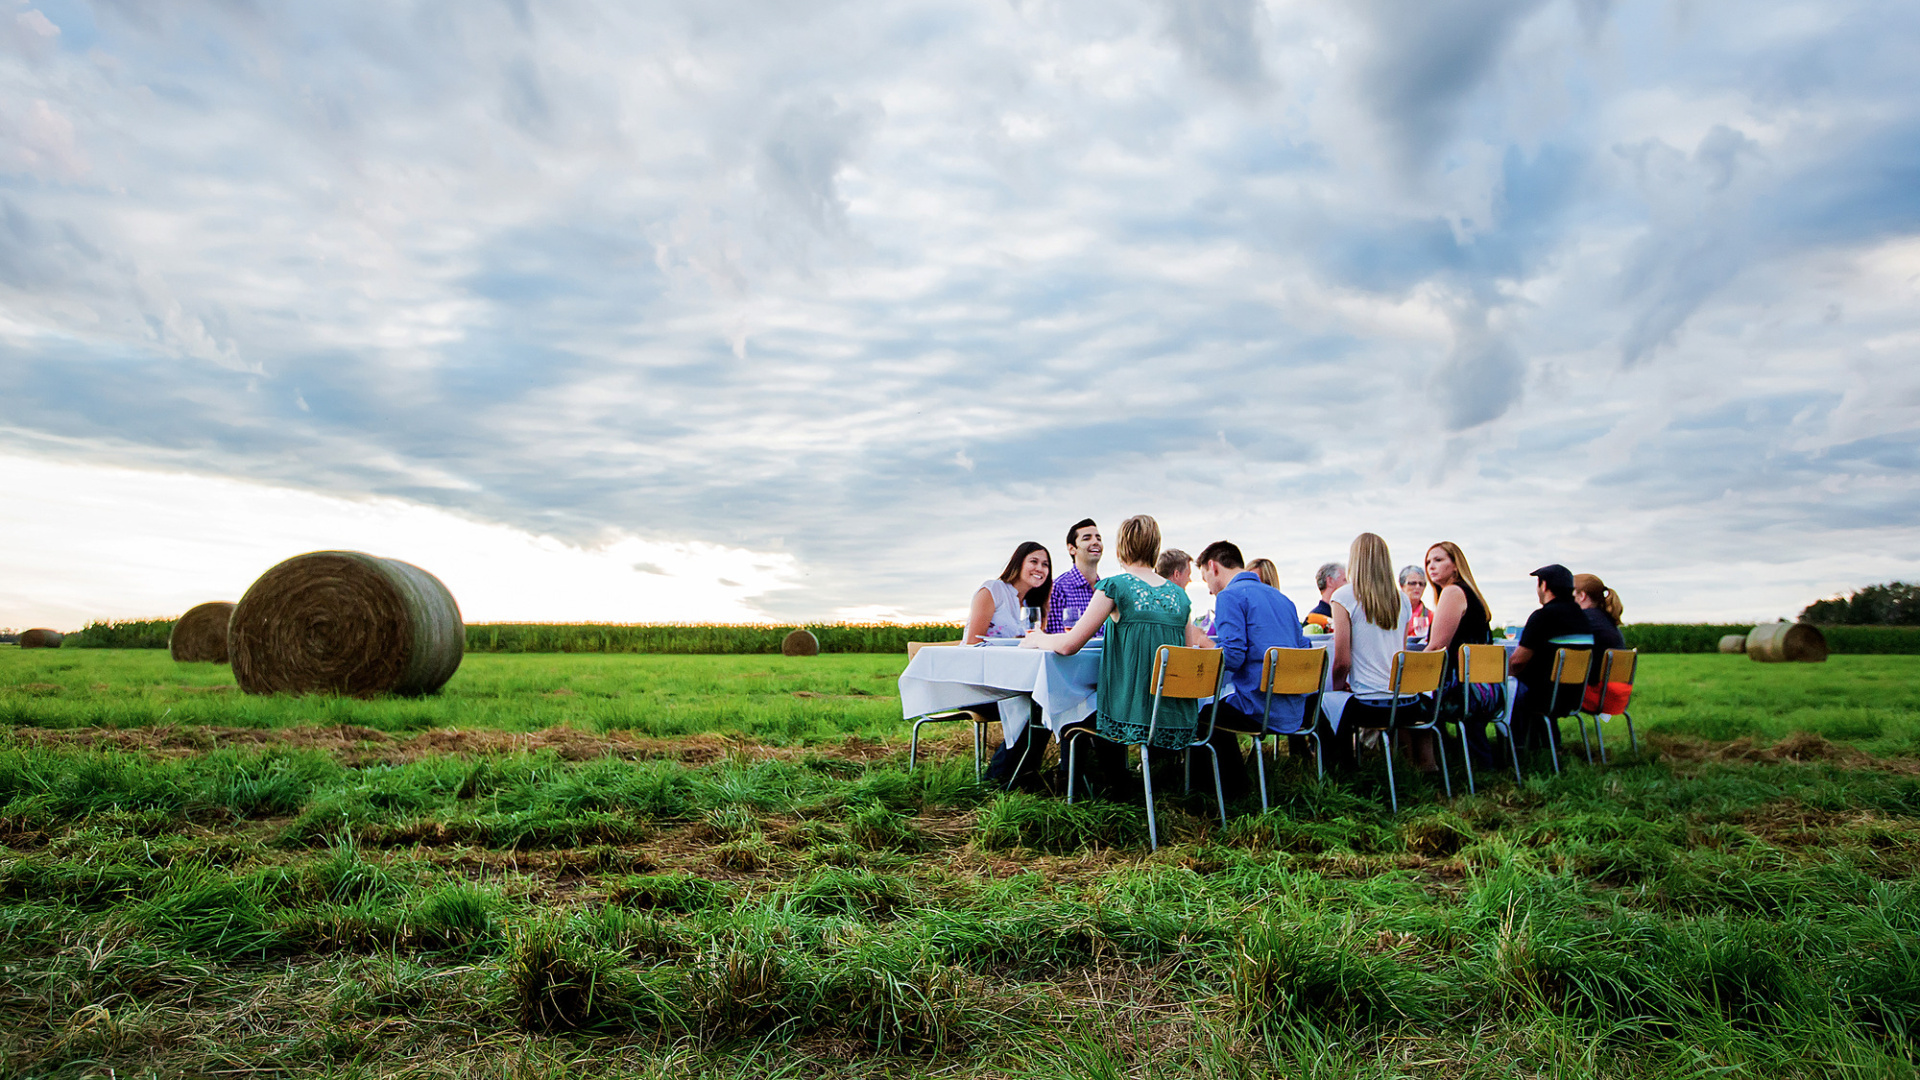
{"left": 1066, "top": 737, "right": 1079, "bottom": 804}
{"left": 1593, "top": 717, "right": 1607, "bottom": 765}
{"left": 1252, "top": 734, "right": 1269, "bottom": 813}
{"left": 1434, "top": 726, "right": 1452, "bottom": 798}
{"left": 1141, "top": 744, "right": 1160, "bottom": 852}
{"left": 1577, "top": 713, "right": 1593, "bottom": 765}
{"left": 1547, "top": 717, "right": 1561, "bottom": 774}
{"left": 1197, "top": 743, "right": 1227, "bottom": 828}
{"left": 1625, "top": 712, "right": 1638, "bottom": 754}
{"left": 1459, "top": 720, "right": 1477, "bottom": 795}
{"left": 1382, "top": 729, "right": 1399, "bottom": 814}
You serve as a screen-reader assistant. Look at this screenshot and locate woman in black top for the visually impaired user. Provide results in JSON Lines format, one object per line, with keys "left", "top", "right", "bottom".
{"left": 1423, "top": 541, "right": 1492, "bottom": 658}
{"left": 1423, "top": 541, "right": 1496, "bottom": 768}
{"left": 1573, "top": 573, "right": 1627, "bottom": 683}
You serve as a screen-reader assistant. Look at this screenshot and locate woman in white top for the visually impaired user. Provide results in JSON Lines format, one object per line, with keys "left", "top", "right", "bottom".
{"left": 1325, "top": 532, "right": 1412, "bottom": 771}
{"left": 965, "top": 541, "right": 1055, "bottom": 787}
{"left": 964, "top": 542, "right": 1052, "bottom": 643}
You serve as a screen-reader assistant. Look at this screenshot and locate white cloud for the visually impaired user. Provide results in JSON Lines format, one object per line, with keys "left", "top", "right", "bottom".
{"left": 0, "top": 0, "right": 1916, "bottom": 628}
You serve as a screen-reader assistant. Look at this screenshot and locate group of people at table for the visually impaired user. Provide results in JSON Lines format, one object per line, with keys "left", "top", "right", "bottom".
{"left": 958, "top": 515, "right": 1629, "bottom": 803}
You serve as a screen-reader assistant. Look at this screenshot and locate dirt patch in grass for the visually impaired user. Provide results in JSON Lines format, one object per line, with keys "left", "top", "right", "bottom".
{"left": 1651, "top": 731, "right": 1920, "bottom": 773}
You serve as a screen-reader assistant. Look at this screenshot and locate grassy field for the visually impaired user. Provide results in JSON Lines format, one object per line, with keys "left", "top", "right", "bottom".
{"left": 4, "top": 649, "right": 1920, "bottom": 1078}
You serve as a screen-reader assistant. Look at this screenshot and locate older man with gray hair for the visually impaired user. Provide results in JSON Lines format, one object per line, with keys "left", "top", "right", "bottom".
{"left": 1305, "top": 561, "right": 1347, "bottom": 625}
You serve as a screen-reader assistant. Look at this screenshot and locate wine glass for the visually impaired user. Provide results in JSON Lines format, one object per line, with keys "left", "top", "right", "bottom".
{"left": 1060, "top": 606, "right": 1082, "bottom": 631}
{"left": 1021, "top": 606, "right": 1043, "bottom": 635}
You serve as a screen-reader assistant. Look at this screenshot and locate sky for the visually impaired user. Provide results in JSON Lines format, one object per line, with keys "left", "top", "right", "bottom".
{"left": 2, "top": 0, "right": 1917, "bottom": 631}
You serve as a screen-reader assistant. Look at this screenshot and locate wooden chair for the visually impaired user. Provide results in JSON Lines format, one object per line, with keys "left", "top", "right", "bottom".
{"left": 1206, "top": 646, "right": 1330, "bottom": 812}
{"left": 1575, "top": 648, "right": 1640, "bottom": 763}
{"left": 1343, "top": 650, "right": 1446, "bottom": 813}
{"left": 1455, "top": 643, "right": 1521, "bottom": 793}
{"left": 1065, "top": 644, "right": 1225, "bottom": 851}
{"left": 1537, "top": 645, "right": 1592, "bottom": 773}
{"left": 904, "top": 640, "right": 996, "bottom": 780}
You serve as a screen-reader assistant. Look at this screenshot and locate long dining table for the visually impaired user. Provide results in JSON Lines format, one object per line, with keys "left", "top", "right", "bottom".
{"left": 897, "top": 641, "right": 1102, "bottom": 747}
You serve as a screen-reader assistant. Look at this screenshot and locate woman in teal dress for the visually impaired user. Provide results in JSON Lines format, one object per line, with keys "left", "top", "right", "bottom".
{"left": 1023, "top": 514, "right": 1213, "bottom": 792}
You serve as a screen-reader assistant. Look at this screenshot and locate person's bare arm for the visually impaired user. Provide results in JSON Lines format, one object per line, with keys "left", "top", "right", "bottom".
{"left": 963, "top": 588, "right": 995, "bottom": 644}
{"left": 1185, "top": 622, "right": 1215, "bottom": 648}
{"left": 1510, "top": 644, "right": 1533, "bottom": 668}
{"left": 1330, "top": 601, "right": 1352, "bottom": 692}
{"left": 1022, "top": 592, "right": 1115, "bottom": 654}
{"left": 1424, "top": 585, "right": 1466, "bottom": 653}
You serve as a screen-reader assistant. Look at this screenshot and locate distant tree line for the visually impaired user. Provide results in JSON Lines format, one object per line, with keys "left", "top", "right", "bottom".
{"left": 1801, "top": 582, "right": 1920, "bottom": 626}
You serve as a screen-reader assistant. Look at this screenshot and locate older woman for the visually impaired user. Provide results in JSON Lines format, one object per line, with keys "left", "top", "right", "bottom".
{"left": 1400, "top": 565, "right": 1431, "bottom": 646}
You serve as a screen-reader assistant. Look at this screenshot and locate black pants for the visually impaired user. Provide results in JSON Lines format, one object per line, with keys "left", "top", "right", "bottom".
{"left": 982, "top": 699, "right": 1053, "bottom": 786}
{"left": 1509, "top": 683, "right": 1566, "bottom": 758}
{"left": 1200, "top": 701, "right": 1262, "bottom": 804}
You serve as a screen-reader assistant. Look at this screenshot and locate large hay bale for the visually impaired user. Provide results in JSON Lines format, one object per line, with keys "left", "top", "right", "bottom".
{"left": 18, "top": 628, "right": 62, "bottom": 649}
{"left": 781, "top": 629, "right": 820, "bottom": 657}
{"left": 169, "top": 601, "right": 236, "bottom": 663}
{"left": 1746, "top": 621, "right": 1828, "bottom": 664}
{"left": 1718, "top": 634, "right": 1747, "bottom": 654}
{"left": 230, "top": 551, "right": 463, "bottom": 697}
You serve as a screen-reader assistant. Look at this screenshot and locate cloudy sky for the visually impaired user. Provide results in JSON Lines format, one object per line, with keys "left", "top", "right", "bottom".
{"left": 2, "top": 0, "right": 1917, "bottom": 631}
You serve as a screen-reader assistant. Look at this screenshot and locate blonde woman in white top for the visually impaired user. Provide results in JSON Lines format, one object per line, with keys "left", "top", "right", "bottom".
{"left": 1324, "top": 533, "right": 1414, "bottom": 770}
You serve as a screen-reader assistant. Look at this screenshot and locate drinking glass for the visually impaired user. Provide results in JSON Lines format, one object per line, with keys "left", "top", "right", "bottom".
{"left": 1060, "top": 606, "right": 1082, "bottom": 631}
{"left": 1021, "top": 606, "right": 1043, "bottom": 634}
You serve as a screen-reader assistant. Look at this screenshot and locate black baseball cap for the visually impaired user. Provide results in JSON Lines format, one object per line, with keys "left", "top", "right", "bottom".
{"left": 1531, "top": 564, "right": 1574, "bottom": 594}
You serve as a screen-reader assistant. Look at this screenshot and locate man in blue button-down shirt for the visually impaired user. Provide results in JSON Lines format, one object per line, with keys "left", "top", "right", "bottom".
{"left": 1195, "top": 540, "right": 1309, "bottom": 804}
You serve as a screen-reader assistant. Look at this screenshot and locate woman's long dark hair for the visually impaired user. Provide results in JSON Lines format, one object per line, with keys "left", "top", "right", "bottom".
{"left": 998, "top": 541, "right": 1053, "bottom": 611}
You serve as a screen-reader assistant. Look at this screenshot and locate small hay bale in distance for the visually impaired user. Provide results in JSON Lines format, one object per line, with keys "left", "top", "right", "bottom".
{"left": 229, "top": 551, "right": 464, "bottom": 697}
{"left": 1746, "top": 621, "right": 1829, "bottom": 663}
{"left": 18, "top": 628, "right": 63, "bottom": 649}
{"left": 782, "top": 629, "right": 820, "bottom": 657}
{"left": 169, "top": 601, "right": 236, "bottom": 663}
{"left": 1718, "top": 634, "right": 1748, "bottom": 654}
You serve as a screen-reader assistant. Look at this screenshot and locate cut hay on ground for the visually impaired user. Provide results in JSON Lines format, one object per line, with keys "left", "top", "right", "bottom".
{"left": 229, "top": 551, "right": 464, "bottom": 697}
{"left": 782, "top": 629, "right": 820, "bottom": 657}
{"left": 18, "top": 629, "right": 62, "bottom": 649}
{"left": 168, "top": 601, "right": 235, "bottom": 663}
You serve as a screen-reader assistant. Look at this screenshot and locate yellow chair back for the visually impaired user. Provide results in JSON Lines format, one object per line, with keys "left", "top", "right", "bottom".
{"left": 1553, "top": 648, "right": 1592, "bottom": 684}
{"left": 1151, "top": 645, "right": 1224, "bottom": 700}
{"left": 1601, "top": 648, "right": 1637, "bottom": 685}
{"left": 1262, "top": 646, "right": 1328, "bottom": 695}
{"left": 1458, "top": 643, "right": 1509, "bottom": 685}
{"left": 1389, "top": 649, "right": 1446, "bottom": 696}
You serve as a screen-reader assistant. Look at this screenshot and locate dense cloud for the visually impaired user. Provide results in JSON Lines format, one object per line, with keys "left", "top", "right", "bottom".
{"left": 0, "top": 0, "right": 1917, "bottom": 624}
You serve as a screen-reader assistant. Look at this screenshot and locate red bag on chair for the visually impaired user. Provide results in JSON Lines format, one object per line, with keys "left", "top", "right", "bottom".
{"left": 1582, "top": 682, "right": 1632, "bottom": 715}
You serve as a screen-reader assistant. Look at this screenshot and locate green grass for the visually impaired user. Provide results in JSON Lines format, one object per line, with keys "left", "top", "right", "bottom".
{"left": 4, "top": 650, "right": 1920, "bottom": 1077}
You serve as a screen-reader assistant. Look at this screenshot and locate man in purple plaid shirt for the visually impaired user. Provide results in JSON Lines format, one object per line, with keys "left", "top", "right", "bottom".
{"left": 1046, "top": 518, "right": 1105, "bottom": 637}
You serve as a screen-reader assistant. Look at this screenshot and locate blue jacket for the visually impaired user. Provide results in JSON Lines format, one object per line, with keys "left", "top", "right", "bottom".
{"left": 1214, "top": 571, "right": 1309, "bottom": 729}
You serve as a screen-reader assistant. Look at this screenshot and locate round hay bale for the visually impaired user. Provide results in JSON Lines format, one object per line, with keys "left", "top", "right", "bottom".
{"left": 18, "top": 628, "right": 63, "bottom": 649}
{"left": 1746, "top": 621, "right": 1829, "bottom": 664}
{"left": 169, "top": 601, "right": 236, "bottom": 663}
{"left": 781, "top": 629, "right": 820, "bottom": 658}
{"left": 1718, "top": 634, "right": 1748, "bottom": 654}
{"left": 230, "top": 551, "right": 464, "bottom": 697}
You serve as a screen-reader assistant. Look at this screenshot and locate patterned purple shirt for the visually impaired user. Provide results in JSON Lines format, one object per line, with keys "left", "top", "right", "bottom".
{"left": 1045, "top": 565, "right": 1105, "bottom": 637}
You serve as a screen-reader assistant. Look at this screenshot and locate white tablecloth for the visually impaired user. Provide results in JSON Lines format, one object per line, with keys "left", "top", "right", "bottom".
{"left": 898, "top": 644, "right": 1102, "bottom": 747}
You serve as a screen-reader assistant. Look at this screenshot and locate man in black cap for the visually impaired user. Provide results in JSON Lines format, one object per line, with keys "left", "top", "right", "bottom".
{"left": 1508, "top": 564, "right": 1595, "bottom": 758}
